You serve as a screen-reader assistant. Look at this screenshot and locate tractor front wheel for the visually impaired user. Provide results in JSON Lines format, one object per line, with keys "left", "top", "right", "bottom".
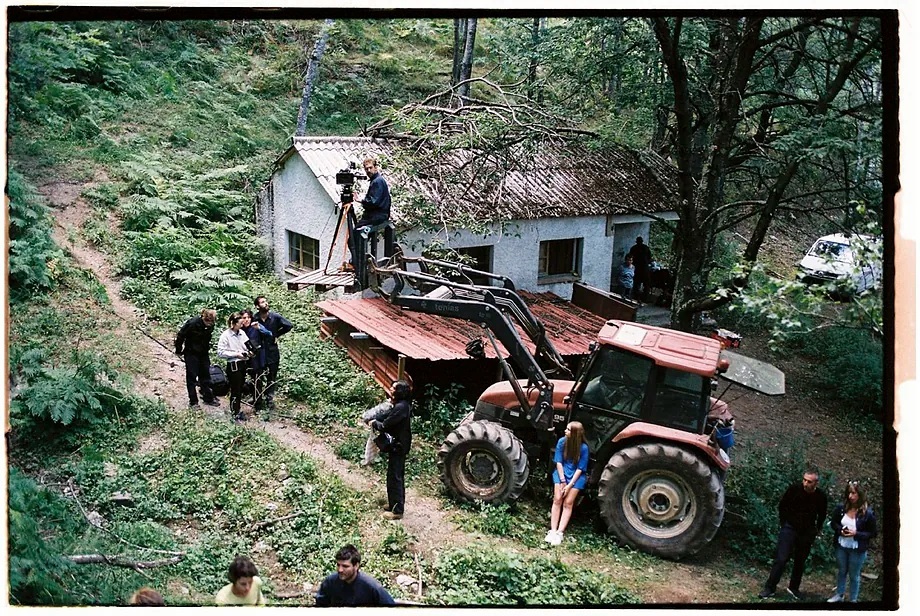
{"left": 598, "top": 443, "right": 724, "bottom": 560}
{"left": 438, "top": 420, "right": 529, "bottom": 504}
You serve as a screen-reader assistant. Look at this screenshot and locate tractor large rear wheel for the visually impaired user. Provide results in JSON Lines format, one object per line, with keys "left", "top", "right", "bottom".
{"left": 597, "top": 443, "right": 724, "bottom": 560}
{"left": 438, "top": 420, "right": 529, "bottom": 504}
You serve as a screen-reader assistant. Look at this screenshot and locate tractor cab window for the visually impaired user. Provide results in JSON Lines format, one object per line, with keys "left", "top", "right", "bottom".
{"left": 648, "top": 368, "right": 707, "bottom": 432}
{"left": 579, "top": 347, "right": 652, "bottom": 416}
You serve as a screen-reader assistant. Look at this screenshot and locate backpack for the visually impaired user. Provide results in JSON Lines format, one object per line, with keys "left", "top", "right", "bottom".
{"left": 209, "top": 364, "right": 229, "bottom": 397}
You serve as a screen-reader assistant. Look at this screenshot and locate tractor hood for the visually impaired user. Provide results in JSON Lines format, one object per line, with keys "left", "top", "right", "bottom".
{"left": 720, "top": 350, "right": 785, "bottom": 395}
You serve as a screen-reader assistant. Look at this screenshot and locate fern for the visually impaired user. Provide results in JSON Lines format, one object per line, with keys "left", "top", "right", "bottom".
{"left": 7, "top": 169, "right": 65, "bottom": 300}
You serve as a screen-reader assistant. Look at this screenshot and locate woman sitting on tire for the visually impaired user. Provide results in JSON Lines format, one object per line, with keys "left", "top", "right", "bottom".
{"left": 545, "top": 421, "right": 589, "bottom": 546}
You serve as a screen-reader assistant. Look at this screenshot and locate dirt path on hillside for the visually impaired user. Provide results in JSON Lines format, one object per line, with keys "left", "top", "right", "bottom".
{"left": 41, "top": 179, "right": 884, "bottom": 604}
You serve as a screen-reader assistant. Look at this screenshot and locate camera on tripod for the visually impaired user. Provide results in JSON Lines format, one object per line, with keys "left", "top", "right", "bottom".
{"left": 336, "top": 161, "right": 366, "bottom": 204}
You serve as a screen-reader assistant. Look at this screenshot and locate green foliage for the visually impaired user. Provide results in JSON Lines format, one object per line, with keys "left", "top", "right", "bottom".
{"left": 787, "top": 326, "right": 884, "bottom": 420}
{"left": 429, "top": 546, "right": 638, "bottom": 605}
{"left": 7, "top": 168, "right": 65, "bottom": 300}
{"left": 10, "top": 347, "right": 126, "bottom": 430}
{"left": 414, "top": 383, "right": 473, "bottom": 441}
{"left": 8, "top": 468, "right": 75, "bottom": 605}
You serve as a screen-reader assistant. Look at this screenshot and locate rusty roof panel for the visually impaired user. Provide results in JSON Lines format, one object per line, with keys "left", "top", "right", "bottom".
{"left": 315, "top": 290, "right": 605, "bottom": 362}
{"left": 286, "top": 136, "right": 677, "bottom": 225}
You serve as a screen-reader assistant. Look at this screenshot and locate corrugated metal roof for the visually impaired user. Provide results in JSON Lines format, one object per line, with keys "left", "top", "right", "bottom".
{"left": 315, "top": 290, "right": 606, "bottom": 362}
{"left": 284, "top": 136, "right": 677, "bottom": 225}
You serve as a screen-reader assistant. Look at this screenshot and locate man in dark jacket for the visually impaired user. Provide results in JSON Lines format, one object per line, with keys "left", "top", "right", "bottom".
{"left": 627, "top": 236, "right": 653, "bottom": 302}
{"left": 759, "top": 469, "right": 828, "bottom": 600}
{"left": 372, "top": 380, "right": 412, "bottom": 520}
{"left": 252, "top": 296, "right": 294, "bottom": 415}
{"left": 314, "top": 544, "right": 395, "bottom": 606}
{"left": 346, "top": 157, "right": 391, "bottom": 270}
{"left": 175, "top": 308, "right": 220, "bottom": 408}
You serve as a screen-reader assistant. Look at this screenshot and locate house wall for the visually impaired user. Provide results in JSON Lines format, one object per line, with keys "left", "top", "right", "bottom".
{"left": 265, "top": 156, "right": 342, "bottom": 279}
{"left": 400, "top": 215, "right": 617, "bottom": 300}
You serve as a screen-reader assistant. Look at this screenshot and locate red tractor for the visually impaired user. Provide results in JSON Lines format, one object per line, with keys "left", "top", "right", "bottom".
{"left": 370, "top": 252, "right": 782, "bottom": 559}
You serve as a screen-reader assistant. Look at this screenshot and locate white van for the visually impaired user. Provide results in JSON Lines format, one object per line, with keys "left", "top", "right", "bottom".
{"left": 798, "top": 233, "right": 881, "bottom": 295}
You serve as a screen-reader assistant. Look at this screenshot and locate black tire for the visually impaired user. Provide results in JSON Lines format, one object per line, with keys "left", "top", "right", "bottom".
{"left": 437, "top": 420, "right": 529, "bottom": 504}
{"left": 597, "top": 443, "right": 724, "bottom": 560}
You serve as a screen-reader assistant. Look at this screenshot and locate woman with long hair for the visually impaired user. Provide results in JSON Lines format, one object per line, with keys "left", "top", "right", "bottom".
{"left": 827, "top": 481, "right": 877, "bottom": 602}
{"left": 545, "top": 421, "right": 589, "bottom": 546}
{"left": 371, "top": 380, "right": 412, "bottom": 520}
{"left": 216, "top": 312, "right": 251, "bottom": 423}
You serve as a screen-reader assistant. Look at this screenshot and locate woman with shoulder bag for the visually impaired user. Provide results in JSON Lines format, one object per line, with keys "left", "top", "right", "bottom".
{"left": 217, "top": 312, "right": 252, "bottom": 423}
{"left": 371, "top": 380, "right": 412, "bottom": 520}
{"left": 828, "top": 481, "right": 877, "bottom": 602}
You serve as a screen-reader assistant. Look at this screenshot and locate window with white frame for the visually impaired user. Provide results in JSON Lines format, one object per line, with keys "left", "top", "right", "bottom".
{"left": 287, "top": 231, "right": 320, "bottom": 270}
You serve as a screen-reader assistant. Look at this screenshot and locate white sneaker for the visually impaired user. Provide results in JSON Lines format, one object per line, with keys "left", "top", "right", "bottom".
{"left": 544, "top": 530, "right": 555, "bottom": 543}
{"left": 550, "top": 530, "right": 564, "bottom": 546}
{"left": 827, "top": 594, "right": 844, "bottom": 603}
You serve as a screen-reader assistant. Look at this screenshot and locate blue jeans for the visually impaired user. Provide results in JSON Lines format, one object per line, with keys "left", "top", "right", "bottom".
{"left": 836, "top": 545, "right": 868, "bottom": 601}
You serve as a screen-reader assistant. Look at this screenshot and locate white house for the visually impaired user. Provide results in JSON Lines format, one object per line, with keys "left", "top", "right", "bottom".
{"left": 256, "top": 136, "right": 678, "bottom": 299}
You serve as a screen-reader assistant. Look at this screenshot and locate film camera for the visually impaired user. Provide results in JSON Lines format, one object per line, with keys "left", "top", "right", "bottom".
{"left": 335, "top": 161, "right": 366, "bottom": 204}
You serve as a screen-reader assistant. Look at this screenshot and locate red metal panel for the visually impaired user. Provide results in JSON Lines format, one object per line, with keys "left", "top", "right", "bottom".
{"left": 315, "top": 291, "right": 605, "bottom": 362}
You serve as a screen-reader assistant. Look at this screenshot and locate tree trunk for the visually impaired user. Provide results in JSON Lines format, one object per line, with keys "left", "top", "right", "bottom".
{"left": 452, "top": 18, "right": 467, "bottom": 86}
{"left": 528, "top": 17, "right": 544, "bottom": 102}
{"left": 295, "top": 19, "right": 334, "bottom": 137}
{"left": 457, "top": 18, "right": 478, "bottom": 104}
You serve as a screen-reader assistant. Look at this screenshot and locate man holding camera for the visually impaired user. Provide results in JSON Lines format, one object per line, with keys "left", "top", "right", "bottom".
{"left": 345, "top": 157, "right": 391, "bottom": 271}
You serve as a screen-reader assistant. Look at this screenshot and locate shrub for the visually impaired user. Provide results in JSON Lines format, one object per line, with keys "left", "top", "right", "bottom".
{"left": 414, "top": 383, "right": 473, "bottom": 441}
{"left": 429, "top": 546, "right": 638, "bottom": 605}
{"left": 7, "top": 168, "right": 64, "bottom": 301}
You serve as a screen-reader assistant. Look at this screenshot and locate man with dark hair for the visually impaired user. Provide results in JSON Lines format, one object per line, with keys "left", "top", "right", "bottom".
{"left": 175, "top": 308, "right": 220, "bottom": 408}
{"left": 345, "top": 157, "right": 391, "bottom": 271}
{"left": 252, "top": 295, "right": 293, "bottom": 418}
{"left": 372, "top": 380, "right": 413, "bottom": 520}
{"left": 759, "top": 469, "right": 828, "bottom": 600}
{"left": 627, "top": 236, "right": 653, "bottom": 302}
{"left": 314, "top": 544, "right": 395, "bottom": 606}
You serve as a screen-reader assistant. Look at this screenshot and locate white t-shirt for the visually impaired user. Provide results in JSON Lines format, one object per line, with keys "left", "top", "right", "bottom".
{"left": 838, "top": 511, "right": 859, "bottom": 549}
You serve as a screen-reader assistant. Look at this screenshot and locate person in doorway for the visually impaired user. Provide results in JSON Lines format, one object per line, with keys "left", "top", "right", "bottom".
{"left": 545, "top": 421, "right": 590, "bottom": 546}
{"left": 252, "top": 296, "right": 294, "bottom": 417}
{"left": 241, "top": 309, "right": 273, "bottom": 418}
{"left": 371, "top": 380, "right": 412, "bottom": 520}
{"left": 827, "top": 481, "right": 877, "bottom": 603}
{"left": 627, "top": 236, "right": 652, "bottom": 302}
{"left": 759, "top": 469, "right": 828, "bottom": 600}
{"left": 217, "top": 312, "right": 252, "bottom": 423}
{"left": 314, "top": 544, "right": 395, "bottom": 606}
{"left": 175, "top": 308, "right": 220, "bottom": 409}
{"left": 345, "top": 157, "right": 391, "bottom": 271}
{"left": 214, "top": 555, "right": 266, "bottom": 605}
{"left": 614, "top": 255, "right": 635, "bottom": 298}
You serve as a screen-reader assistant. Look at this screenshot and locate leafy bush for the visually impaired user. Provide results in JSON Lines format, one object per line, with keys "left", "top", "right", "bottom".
{"left": 7, "top": 168, "right": 65, "bottom": 301}
{"left": 8, "top": 468, "right": 76, "bottom": 605}
{"left": 428, "top": 546, "right": 638, "bottom": 605}
{"left": 787, "top": 326, "right": 883, "bottom": 418}
{"left": 414, "top": 383, "right": 473, "bottom": 441}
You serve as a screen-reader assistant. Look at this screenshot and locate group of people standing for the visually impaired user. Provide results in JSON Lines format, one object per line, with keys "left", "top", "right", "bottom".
{"left": 615, "top": 236, "right": 653, "bottom": 302}
{"left": 759, "top": 469, "right": 878, "bottom": 603}
{"left": 175, "top": 295, "right": 293, "bottom": 422}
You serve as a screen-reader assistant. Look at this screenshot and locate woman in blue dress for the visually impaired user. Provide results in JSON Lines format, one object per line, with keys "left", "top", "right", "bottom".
{"left": 545, "top": 421, "right": 589, "bottom": 546}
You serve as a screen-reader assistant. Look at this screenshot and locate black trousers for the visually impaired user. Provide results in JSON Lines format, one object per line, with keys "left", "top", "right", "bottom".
{"left": 263, "top": 361, "right": 279, "bottom": 405}
{"left": 386, "top": 448, "right": 406, "bottom": 515}
{"left": 227, "top": 360, "right": 246, "bottom": 418}
{"left": 765, "top": 524, "right": 816, "bottom": 592}
{"left": 184, "top": 352, "right": 214, "bottom": 405}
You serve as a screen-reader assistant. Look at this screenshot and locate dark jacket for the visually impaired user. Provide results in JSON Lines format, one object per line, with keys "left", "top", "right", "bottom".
{"left": 244, "top": 322, "right": 273, "bottom": 371}
{"left": 829, "top": 503, "right": 877, "bottom": 552}
{"left": 253, "top": 311, "right": 293, "bottom": 364}
{"left": 778, "top": 483, "right": 828, "bottom": 536}
{"left": 359, "top": 172, "right": 391, "bottom": 225}
{"left": 627, "top": 242, "right": 653, "bottom": 270}
{"left": 175, "top": 316, "right": 215, "bottom": 355}
{"left": 373, "top": 399, "right": 411, "bottom": 453}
